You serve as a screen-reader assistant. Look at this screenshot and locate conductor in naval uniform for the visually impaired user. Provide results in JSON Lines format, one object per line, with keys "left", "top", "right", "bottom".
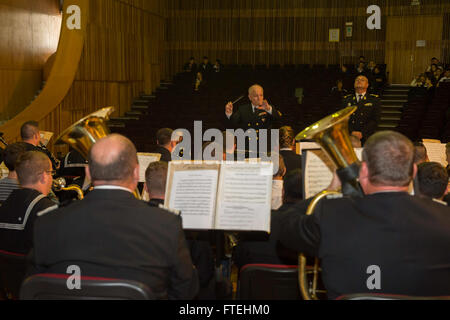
{"left": 225, "top": 84, "right": 282, "bottom": 131}
{"left": 342, "top": 75, "right": 381, "bottom": 144}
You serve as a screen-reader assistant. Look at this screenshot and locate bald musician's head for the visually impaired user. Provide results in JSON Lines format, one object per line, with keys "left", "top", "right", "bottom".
{"left": 87, "top": 134, "right": 139, "bottom": 189}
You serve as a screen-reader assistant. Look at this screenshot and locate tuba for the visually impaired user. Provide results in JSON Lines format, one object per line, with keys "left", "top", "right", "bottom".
{"left": 55, "top": 107, "right": 141, "bottom": 200}
{"left": 295, "top": 106, "right": 364, "bottom": 300}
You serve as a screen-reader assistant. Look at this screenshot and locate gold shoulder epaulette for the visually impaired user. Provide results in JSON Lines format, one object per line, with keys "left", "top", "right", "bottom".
{"left": 370, "top": 94, "right": 379, "bottom": 98}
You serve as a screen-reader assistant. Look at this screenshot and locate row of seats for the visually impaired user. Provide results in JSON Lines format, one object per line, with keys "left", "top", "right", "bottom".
{"left": 3, "top": 248, "right": 447, "bottom": 300}
{"left": 397, "top": 83, "right": 450, "bottom": 142}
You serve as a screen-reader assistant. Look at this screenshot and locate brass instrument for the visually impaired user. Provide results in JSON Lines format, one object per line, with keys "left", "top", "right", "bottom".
{"left": 53, "top": 177, "right": 84, "bottom": 200}
{"left": 39, "top": 142, "right": 61, "bottom": 170}
{"left": 55, "top": 107, "right": 141, "bottom": 200}
{"left": 295, "top": 106, "right": 364, "bottom": 300}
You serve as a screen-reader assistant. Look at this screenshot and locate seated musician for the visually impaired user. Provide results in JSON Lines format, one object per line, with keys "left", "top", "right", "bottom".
{"left": 0, "top": 151, "right": 56, "bottom": 254}
{"left": 0, "top": 142, "right": 28, "bottom": 203}
{"left": 31, "top": 134, "right": 199, "bottom": 300}
{"left": 145, "top": 161, "right": 215, "bottom": 299}
{"left": 414, "top": 161, "right": 448, "bottom": 205}
{"left": 276, "top": 131, "right": 450, "bottom": 299}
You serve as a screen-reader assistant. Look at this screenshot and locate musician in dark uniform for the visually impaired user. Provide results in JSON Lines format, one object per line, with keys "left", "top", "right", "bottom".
{"left": 225, "top": 84, "right": 282, "bottom": 131}
{"left": 276, "top": 131, "right": 450, "bottom": 299}
{"left": 20, "top": 121, "right": 59, "bottom": 170}
{"left": 342, "top": 75, "right": 381, "bottom": 143}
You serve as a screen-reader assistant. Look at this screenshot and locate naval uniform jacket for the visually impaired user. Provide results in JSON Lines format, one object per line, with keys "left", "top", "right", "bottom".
{"left": 342, "top": 93, "right": 381, "bottom": 140}
{"left": 31, "top": 188, "right": 199, "bottom": 300}
{"left": 227, "top": 103, "right": 282, "bottom": 131}
{"left": 275, "top": 192, "right": 450, "bottom": 299}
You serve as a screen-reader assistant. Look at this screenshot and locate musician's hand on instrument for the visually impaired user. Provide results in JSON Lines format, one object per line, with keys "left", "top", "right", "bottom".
{"left": 351, "top": 131, "right": 363, "bottom": 140}
{"left": 225, "top": 102, "right": 233, "bottom": 116}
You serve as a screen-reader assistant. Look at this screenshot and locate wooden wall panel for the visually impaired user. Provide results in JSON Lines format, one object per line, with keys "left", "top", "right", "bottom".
{"left": 0, "top": 0, "right": 167, "bottom": 155}
{"left": 0, "top": 0, "right": 61, "bottom": 120}
{"left": 386, "top": 15, "right": 443, "bottom": 84}
{"left": 165, "top": 0, "right": 450, "bottom": 78}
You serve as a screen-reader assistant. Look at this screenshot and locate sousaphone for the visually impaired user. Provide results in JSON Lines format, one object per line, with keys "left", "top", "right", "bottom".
{"left": 55, "top": 107, "right": 141, "bottom": 199}
{"left": 295, "top": 106, "right": 364, "bottom": 300}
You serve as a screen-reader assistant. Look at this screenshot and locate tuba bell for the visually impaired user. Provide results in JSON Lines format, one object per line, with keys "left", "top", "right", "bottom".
{"left": 55, "top": 107, "right": 141, "bottom": 200}
{"left": 295, "top": 106, "right": 364, "bottom": 300}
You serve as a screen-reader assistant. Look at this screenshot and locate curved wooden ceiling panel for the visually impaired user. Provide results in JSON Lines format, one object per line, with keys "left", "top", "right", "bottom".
{"left": 0, "top": 0, "right": 88, "bottom": 142}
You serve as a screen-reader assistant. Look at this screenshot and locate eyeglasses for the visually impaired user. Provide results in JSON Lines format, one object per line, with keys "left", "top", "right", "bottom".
{"left": 45, "top": 170, "right": 56, "bottom": 176}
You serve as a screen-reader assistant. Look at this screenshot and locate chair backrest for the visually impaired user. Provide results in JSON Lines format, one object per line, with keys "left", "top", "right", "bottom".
{"left": 336, "top": 293, "right": 450, "bottom": 300}
{"left": 0, "top": 249, "right": 28, "bottom": 299}
{"left": 237, "top": 264, "right": 301, "bottom": 300}
{"left": 20, "top": 274, "right": 155, "bottom": 300}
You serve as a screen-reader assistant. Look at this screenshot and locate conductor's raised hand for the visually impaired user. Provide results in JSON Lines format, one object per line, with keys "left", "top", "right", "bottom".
{"left": 225, "top": 102, "right": 233, "bottom": 116}
{"left": 257, "top": 100, "right": 272, "bottom": 113}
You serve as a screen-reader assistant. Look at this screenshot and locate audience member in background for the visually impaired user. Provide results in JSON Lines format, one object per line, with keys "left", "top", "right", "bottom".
{"left": 199, "top": 56, "right": 213, "bottom": 76}
{"left": 331, "top": 79, "right": 348, "bottom": 100}
{"left": 0, "top": 151, "right": 56, "bottom": 254}
{"left": 413, "top": 142, "right": 429, "bottom": 165}
{"left": 426, "top": 57, "right": 443, "bottom": 72}
{"left": 154, "top": 128, "right": 177, "bottom": 162}
{"left": 183, "top": 57, "right": 197, "bottom": 73}
{"left": 144, "top": 161, "right": 215, "bottom": 299}
{"left": 272, "top": 155, "right": 286, "bottom": 210}
{"left": 277, "top": 131, "right": 450, "bottom": 299}
{"left": 213, "top": 59, "right": 223, "bottom": 73}
{"left": 31, "top": 134, "right": 199, "bottom": 300}
{"left": 432, "top": 67, "right": 443, "bottom": 85}
{"left": 234, "top": 169, "right": 303, "bottom": 269}
{"left": 279, "top": 126, "right": 302, "bottom": 175}
{"left": 414, "top": 162, "right": 448, "bottom": 205}
{"left": 355, "top": 62, "right": 367, "bottom": 76}
{"left": 410, "top": 73, "right": 427, "bottom": 87}
{"left": 367, "top": 60, "right": 376, "bottom": 73}
{"left": 342, "top": 75, "right": 381, "bottom": 143}
{"left": 356, "top": 56, "right": 367, "bottom": 69}
{"left": 0, "top": 142, "right": 27, "bottom": 203}
{"left": 371, "top": 66, "right": 387, "bottom": 94}
{"left": 438, "top": 68, "right": 450, "bottom": 84}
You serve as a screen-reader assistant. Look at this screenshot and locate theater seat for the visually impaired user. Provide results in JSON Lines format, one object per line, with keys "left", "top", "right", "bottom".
{"left": 336, "top": 293, "right": 450, "bottom": 300}
{"left": 20, "top": 274, "right": 155, "bottom": 300}
{"left": 237, "top": 264, "right": 301, "bottom": 300}
{"left": 0, "top": 249, "right": 28, "bottom": 299}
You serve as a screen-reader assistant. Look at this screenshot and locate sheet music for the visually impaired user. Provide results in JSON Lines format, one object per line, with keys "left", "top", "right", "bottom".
{"left": 40, "top": 131, "right": 54, "bottom": 146}
{"left": 422, "top": 142, "right": 448, "bottom": 167}
{"left": 298, "top": 142, "right": 320, "bottom": 154}
{"left": 215, "top": 162, "right": 272, "bottom": 232}
{"left": 137, "top": 153, "right": 161, "bottom": 182}
{"left": 304, "top": 150, "right": 335, "bottom": 198}
{"left": 168, "top": 169, "right": 219, "bottom": 229}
